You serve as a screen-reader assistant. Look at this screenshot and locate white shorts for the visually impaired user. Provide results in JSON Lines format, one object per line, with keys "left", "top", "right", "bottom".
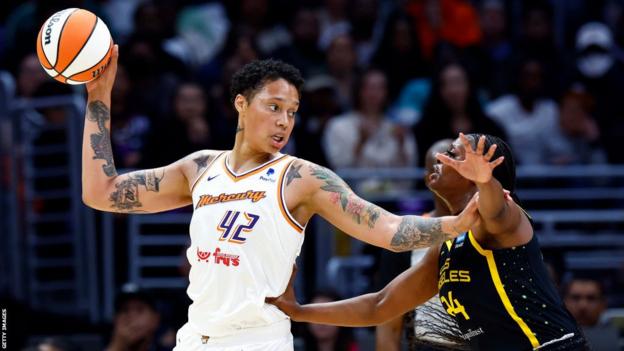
{"left": 173, "top": 319, "right": 293, "bottom": 351}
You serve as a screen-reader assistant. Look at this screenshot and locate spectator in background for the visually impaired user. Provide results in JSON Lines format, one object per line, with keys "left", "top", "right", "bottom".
{"left": 16, "top": 53, "right": 47, "bottom": 98}
{"left": 22, "top": 336, "right": 82, "bottom": 351}
{"left": 323, "top": 69, "right": 417, "bottom": 192}
{"left": 224, "top": 0, "right": 290, "bottom": 56}
{"left": 303, "top": 290, "right": 359, "bottom": 351}
{"left": 110, "top": 64, "right": 151, "bottom": 169}
{"left": 487, "top": 59, "right": 571, "bottom": 165}
{"left": 405, "top": 0, "right": 482, "bottom": 62}
{"left": 572, "top": 22, "right": 624, "bottom": 164}
{"left": 164, "top": 1, "right": 230, "bottom": 69}
{"left": 105, "top": 284, "right": 163, "bottom": 351}
{"left": 273, "top": 6, "right": 325, "bottom": 78}
{"left": 141, "top": 82, "right": 212, "bottom": 168}
{"left": 348, "top": 0, "right": 385, "bottom": 67}
{"left": 415, "top": 62, "right": 506, "bottom": 166}
{"left": 563, "top": 276, "right": 619, "bottom": 351}
{"left": 200, "top": 27, "right": 261, "bottom": 90}
{"left": 318, "top": 0, "right": 350, "bottom": 50}
{"left": 558, "top": 86, "right": 606, "bottom": 164}
{"left": 120, "top": 32, "right": 185, "bottom": 119}
{"left": 324, "top": 33, "right": 359, "bottom": 110}
{"left": 515, "top": 1, "right": 561, "bottom": 98}
{"left": 478, "top": 0, "right": 513, "bottom": 99}
{"left": 371, "top": 11, "right": 428, "bottom": 101}
{"left": 292, "top": 75, "right": 342, "bottom": 166}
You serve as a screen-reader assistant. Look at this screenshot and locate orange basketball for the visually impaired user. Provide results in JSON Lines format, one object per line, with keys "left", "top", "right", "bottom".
{"left": 36, "top": 8, "right": 113, "bottom": 85}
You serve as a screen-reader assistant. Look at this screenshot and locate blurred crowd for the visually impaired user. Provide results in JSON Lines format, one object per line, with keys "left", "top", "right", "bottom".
{"left": 3, "top": 0, "right": 624, "bottom": 350}
{"left": 3, "top": 0, "right": 624, "bottom": 178}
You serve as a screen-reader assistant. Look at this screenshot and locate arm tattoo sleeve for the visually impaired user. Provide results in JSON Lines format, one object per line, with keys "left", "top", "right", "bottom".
{"left": 109, "top": 169, "right": 165, "bottom": 211}
{"left": 390, "top": 216, "right": 451, "bottom": 251}
{"left": 309, "top": 164, "right": 384, "bottom": 229}
{"left": 87, "top": 101, "right": 117, "bottom": 177}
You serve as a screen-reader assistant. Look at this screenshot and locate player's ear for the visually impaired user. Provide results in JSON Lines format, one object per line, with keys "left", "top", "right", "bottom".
{"left": 234, "top": 94, "right": 248, "bottom": 114}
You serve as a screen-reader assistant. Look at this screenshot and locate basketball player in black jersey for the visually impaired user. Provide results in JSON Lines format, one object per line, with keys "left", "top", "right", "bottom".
{"left": 269, "top": 133, "right": 588, "bottom": 350}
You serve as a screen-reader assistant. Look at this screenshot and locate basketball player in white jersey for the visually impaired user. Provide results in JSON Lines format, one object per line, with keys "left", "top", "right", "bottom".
{"left": 81, "top": 45, "right": 479, "bottom": 350}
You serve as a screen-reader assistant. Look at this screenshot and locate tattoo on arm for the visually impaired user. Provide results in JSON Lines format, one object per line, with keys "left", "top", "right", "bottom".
{"left": 193, "top": 155, "right": 212, "bottom": 173}
{"left": 286, "top": 163, "right": 302, "bottom": 186}
{"left": 87, "top": 101, "right": 117, "bottom": 177}
{"left": 390, "top": 216, "right": 451, "bottom": 251}
{"left": 109, "top": 169, "right": 165, "bottom": 211}
{"left": 309, "top": 165, "right": 384, "bottom": 228}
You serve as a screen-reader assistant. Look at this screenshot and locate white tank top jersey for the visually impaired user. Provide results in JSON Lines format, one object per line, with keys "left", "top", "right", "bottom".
{"left": 186, "top": 151, "right": 305, "bottom": 337}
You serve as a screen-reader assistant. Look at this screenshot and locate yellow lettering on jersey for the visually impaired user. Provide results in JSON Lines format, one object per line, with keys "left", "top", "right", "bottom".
{"left": 196, "top": 190, "right": 267, "bottom": 209}
{"left": 439, "top": 268, "right": 471, "bottom": 289}
{"left": 440, "top": 291, "right": 470, "bottom": 320}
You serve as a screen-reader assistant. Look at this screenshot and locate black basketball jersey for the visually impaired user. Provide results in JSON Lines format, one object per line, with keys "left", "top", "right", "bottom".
{"left": 437, "top": 230, "right": 587, "bottom": 350}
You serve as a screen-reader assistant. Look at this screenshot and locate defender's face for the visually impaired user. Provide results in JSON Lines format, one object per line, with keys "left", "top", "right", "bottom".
{"left": 427, "top": 137, "right": 472, "bottom": 193}
{"left": 238, "top": 79, "right": 299, "bottom": 153}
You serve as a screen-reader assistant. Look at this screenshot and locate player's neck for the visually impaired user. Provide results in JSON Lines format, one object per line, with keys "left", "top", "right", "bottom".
{"left": 230, "top": 139, "right": 278, "bottom": 173}
{"left": 431, "top": 196, "right": 452, "bottom": 217}
{"left": 441, "top": 190, "right": 476, "bottom": 216}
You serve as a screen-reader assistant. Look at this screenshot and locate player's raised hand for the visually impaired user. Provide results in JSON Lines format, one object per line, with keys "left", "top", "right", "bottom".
{"left": 436, "top": 133, "right": 504, "bottom": 184}
{"left": 86, "top": 44, "right": 119, "bottom": 96}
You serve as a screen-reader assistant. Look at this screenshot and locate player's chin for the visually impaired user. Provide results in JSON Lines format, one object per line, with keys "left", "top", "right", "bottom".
{"left": 268, "top": 138, "right": 288, "bottom": 151}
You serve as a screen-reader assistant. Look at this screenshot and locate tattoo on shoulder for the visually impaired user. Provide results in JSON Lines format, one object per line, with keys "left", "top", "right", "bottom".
{"left": 87, "top": 101, "right": 117, "bottom": 177}
{"left": 309, "top": 164, "right": 384, "bottom": 228}
{"left": 193, "top": 154, "right": 213, "bottom": 173}
{"left": 109, "top": 169, "right": 165, "bottom": 211}
{"left": 286, "top": 162, "right": 302, "bottom": 186}
{"left": 390, "top": 216, "right": 450, "bottom": 251}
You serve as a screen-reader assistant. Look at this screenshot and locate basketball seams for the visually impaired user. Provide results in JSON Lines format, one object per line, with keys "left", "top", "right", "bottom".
{"left": 67, "top": 38, "right": 113, "bottom": 82}
{"left": 52, "top": 8, "right": 79, "bottom": 69}
{"left": 57, "top": 12, "right": 98, "bottom": 75}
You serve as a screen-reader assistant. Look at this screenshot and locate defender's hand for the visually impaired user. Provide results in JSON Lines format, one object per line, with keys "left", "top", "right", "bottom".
{"left": 436, "top": 133, "right": 504, "bottom": 185}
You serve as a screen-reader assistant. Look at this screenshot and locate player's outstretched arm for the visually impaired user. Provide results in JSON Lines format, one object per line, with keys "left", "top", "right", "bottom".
{"left": 81, "top": 45, "right": 218, "bottom": 213}
{"left": 268, "top": 246, "right": 440, "bottom": 326}
{"left": 436, "top": 133, "right": 523, "bottom": 235}
{"left": 291, "top": 160, "right": 479, "bottom": 251}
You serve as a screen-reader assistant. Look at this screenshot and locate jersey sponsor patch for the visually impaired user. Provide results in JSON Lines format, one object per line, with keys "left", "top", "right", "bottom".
{"left": 455, "top": 233, "right": 466, "bottom": 248}
{"left": 195, "top": 190, "right": 266, "bottom": 209}
{"left": 259, "top": 167, "right": 276, "bottom": 183}
{"left": 196, "top": 246, "right": 240, "bottom": 267}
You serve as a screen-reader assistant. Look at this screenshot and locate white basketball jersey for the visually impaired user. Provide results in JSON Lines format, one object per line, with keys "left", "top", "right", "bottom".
{"left": 186, "top": 152, "right": 305, "bottom": 336}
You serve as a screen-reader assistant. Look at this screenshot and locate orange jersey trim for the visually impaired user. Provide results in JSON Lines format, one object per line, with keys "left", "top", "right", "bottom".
{"left": 277, "top": 159, "right": 305, "bottom": 233}
{"left": 222, "top": 153, "right": 289, "bottom": 182}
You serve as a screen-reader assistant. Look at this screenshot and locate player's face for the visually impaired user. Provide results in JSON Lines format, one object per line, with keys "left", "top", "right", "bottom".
{"left": 427, "top": 137, "right": 473, "bottom": 194}
{"left": 243, "top": 79, "right": 299, "bottom": 153}
{"left": 424, "top": 140, "right": 452, "bottom": 188}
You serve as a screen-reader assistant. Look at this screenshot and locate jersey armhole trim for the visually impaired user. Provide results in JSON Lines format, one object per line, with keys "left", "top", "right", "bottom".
{"left": 277, "top": 158, "right": 305, "bottom": 233}
{"left": 190, "top": 151, "right": 226, "bottom": 193}
{"left": 468, "top": 231, "right": 541, "bottom": 348}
